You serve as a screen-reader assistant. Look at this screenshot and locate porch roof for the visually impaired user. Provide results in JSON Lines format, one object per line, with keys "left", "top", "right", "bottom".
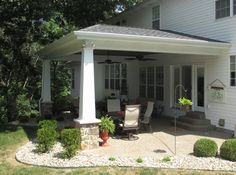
{"left": 38, "top": 24, "right": 231, "bottom": 59}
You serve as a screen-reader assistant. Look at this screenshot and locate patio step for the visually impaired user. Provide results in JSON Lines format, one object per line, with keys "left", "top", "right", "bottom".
{"left": 186, "top": 111, "right": 206, "bottom": 120}
{"left": 171, "top": 111, "right": 215, "bottom": 131}
{"left": 173, "top": 121, "right": 215, "bottom": 131}
{"left": 178, "top": 116, "right": 211, "bottom": 125}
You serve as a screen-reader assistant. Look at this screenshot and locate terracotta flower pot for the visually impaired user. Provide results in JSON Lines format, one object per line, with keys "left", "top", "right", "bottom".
{"left": 101, "top": 130, "right": 109, "bottom": 146}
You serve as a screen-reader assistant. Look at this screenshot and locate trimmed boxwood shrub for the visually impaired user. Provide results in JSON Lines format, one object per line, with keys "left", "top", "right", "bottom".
{"left": 193, "top": 138, "right": 218, "bottom": 157}
{"left": 220, "top": 139, "right": 236, "bottom": 161}
{"left": 38, "top": 120, "right": 57, "bottom": 129}
{"left": 61, "top": 128, "right": 81, "bottom": 159}
{"left": 36, "top": 120, "right": 58, "bottom": 153}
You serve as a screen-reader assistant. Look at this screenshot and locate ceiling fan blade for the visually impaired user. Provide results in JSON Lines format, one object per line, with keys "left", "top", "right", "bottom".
{"left": 98, "top": 62, "right": 106, "bottom": 64}
{"left": 139, "top": 58, "right": 156, "bottom": 61}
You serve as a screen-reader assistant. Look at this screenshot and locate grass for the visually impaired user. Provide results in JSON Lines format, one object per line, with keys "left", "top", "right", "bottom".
{"left": 108, "top": 157, "right": 116, "bottom": 161}
{"left": 0, "top": 125, "right": 235, "bottom": 175}
{"left": 136, "top": 157, "right": 144, "bottom": 163}
{"left": 162, "top": 155, "right": 171, "bottom": 163}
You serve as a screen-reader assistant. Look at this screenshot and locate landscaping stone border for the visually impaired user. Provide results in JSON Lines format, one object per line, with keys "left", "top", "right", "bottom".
{"left": 16, "top": 141, "right": 236, "bottom": 171}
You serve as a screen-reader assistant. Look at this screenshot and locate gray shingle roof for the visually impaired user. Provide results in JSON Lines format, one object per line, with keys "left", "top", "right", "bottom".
{"left": 80, "top": 24, "right": 225, "bottom": 43}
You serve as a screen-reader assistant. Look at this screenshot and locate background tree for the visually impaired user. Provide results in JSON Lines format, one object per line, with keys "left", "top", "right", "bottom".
{"left": 0, "top": 0, "right": 141, "bottom": 122}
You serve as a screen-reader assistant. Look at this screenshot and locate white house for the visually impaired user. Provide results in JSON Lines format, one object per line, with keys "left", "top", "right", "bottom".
{"left": 39, "top": 0, "right": 236, "bottom": 148}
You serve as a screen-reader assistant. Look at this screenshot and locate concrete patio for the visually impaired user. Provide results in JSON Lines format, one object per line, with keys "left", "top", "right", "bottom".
{"left": 87, "top": 117, "right": 232, "bottom": 158}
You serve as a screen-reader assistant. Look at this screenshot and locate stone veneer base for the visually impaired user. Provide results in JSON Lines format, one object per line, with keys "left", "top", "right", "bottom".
{"left": 75, "top": 122, "right": 99, "bottom": 150}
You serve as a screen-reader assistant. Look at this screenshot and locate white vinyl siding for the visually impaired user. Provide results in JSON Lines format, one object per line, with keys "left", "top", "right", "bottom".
{"left": 161, "top": 0, "right": 236, "bottom": 54}
{"left": 215, "top": 0, "right": 230, "bottom": 19}
{"left": 107, "top": 0, "right": 236, "bottom": 53}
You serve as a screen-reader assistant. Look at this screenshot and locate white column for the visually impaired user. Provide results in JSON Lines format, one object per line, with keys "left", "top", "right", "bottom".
{"left": 75, "top": 41, "right": 99, "bottom": 124}
{"left": 41, "top": 59, "right": 51, "bottom": 102}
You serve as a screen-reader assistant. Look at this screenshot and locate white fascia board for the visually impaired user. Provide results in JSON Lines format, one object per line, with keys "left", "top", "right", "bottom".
{"left": 74, "top": 31, "right": 231, "bottom": 50}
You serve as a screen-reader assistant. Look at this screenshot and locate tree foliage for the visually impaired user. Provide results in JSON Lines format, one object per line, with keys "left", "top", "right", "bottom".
{"left": 0, "top": 0, "right": 140, "bottom": 122}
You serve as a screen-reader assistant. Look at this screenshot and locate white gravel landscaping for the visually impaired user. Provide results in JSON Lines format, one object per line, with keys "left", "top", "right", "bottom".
{"left": 16, "top": 141, "right": 236, "bottom": 171}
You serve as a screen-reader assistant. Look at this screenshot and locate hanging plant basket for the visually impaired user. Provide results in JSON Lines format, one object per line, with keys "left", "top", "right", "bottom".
{"left": 178, "top": 97, "right": 193, "bottom": 112}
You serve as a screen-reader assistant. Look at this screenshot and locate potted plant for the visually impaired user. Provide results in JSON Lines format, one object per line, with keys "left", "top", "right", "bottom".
{"left": 99, "top": 115, "right": 115, "bottom": 146}
{"left": 178, "top": 97, "right": 193, "bottom": 112}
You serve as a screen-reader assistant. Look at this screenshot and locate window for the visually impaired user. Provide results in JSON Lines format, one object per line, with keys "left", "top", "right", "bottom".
{"left": 147, "top": 67, "right": 155, "bottom": 98}
{"left": 230, "top": 56, "right": 236, "bottom": 86}
{"left": 71, "top": 68, "right": 75, "bottom": 89}
{"left": 105, "top": 63, "right": 127, "bottom": 92}
{"left": 156, "top": 66, "right": 164, "bottom": 101}
{"left": 139, "top": 67, "right": 147, "bottom": 97}
{"left": 234, "top": 0, "right": 236, "bottom": 15}
{"left": 139, "top": 66, "right": 164, "bottom": 101}
{"left": 152, "top": 6, "right": 160, "bottom": 29}
{"left": 215, "top": 0, "right": 230, "bottom": 19}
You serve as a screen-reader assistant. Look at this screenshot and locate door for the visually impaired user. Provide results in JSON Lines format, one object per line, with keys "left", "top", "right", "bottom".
{"left": 171, "top": 65, "right": 192, "bottom": 106}
{"left": 194, "top": 66, "right": 205, "bottom": 112}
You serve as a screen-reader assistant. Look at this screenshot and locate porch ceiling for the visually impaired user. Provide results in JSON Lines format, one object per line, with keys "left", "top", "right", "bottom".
{"left": 38, "top": 24, "right": 231, "bottom": 60}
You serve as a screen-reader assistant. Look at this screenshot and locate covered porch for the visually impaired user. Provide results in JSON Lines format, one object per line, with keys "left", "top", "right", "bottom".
{"left": 38, "top": 24, "right": 230, "bottom": 149}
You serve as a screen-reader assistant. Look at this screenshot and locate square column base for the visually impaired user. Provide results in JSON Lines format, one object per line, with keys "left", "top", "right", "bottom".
{"left": 41, "top": 102, "right": 53, "bottom": 119}
{"left": 75, "top": 121, "right": 99, "bottom": 150}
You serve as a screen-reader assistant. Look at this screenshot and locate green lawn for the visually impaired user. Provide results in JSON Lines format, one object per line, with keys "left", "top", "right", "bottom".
{"left": 0, "top": 125, "right": 235, "bottom": 175}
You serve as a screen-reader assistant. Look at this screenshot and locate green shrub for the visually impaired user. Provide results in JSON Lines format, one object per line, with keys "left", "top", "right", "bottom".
{"left": 193, "top": 138, "right": 218, "bottom": 157}
{"left": 61, "top": 128, "right": 80, "bottom": 159}
{"left": 36, "top": 120, "right": 58, "bottom": 153}
{"left": 220, "top": 139, "right": 236, "bottom": 161}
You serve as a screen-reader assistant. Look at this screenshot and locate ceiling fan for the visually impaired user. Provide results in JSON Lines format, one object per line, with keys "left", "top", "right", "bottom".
{"left": 97, "top": 59, "right": 121, "bottom": 64}
{"left": 125, "top": 55, "right": 156, "bottom": 61}
{"left": 97, "top": 51, "right": 121, "bottom": 64}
